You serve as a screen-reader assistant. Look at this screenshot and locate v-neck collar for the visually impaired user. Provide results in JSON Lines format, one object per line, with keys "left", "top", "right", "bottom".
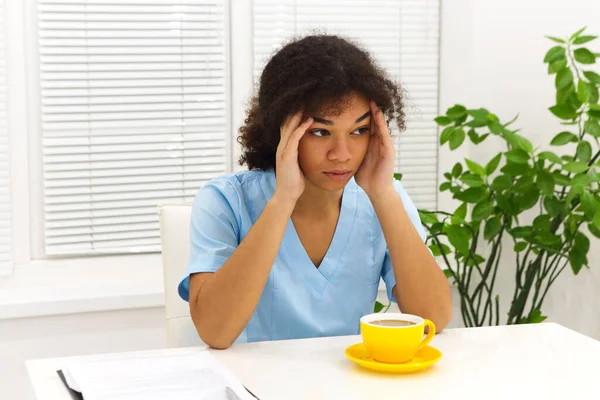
{"left": 259, "top": 170, "right": 358, "bottom": 295}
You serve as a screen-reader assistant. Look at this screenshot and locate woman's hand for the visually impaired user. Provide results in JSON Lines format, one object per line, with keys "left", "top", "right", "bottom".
{"left": 273, "top": 110, "right": 313, "bottom": 206}
{"left": 355, "top": 101, "right": 396, "bottom": 198}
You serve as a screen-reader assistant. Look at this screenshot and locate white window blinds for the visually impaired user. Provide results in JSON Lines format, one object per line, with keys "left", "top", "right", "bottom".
{"left": 0, "top": 0, "right": 11, "bottom": 274}
{"left": 38, "top": 0, "right": 228, "bottom": 256}
{"left": 253, "top": 0, "right": 440, "bottom": 209}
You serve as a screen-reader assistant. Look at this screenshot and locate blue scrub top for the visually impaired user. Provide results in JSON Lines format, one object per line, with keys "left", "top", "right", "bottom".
{"left": 178, "top": 169, "right": 427, "bottom": 344}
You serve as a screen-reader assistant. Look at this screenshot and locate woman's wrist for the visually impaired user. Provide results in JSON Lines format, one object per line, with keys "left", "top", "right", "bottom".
{"left": 268, "top": 192, "right": 297, "bottom": 217}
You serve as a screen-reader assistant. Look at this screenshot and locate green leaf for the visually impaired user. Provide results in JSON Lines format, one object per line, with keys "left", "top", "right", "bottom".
{"left": 570, "top": 27, "right": 587, "bottom": 42}
{"left": 546, "top": 36, "right": 566, "bottom": 44}
{"left": 484, "top": 216, "right": 502, "bottom": 240}
{"left": 513, "top": 174, "right": 534, "bottom": 192}
{"left": 519, "top": 187, "right": 541, "bottom": 211}
{"left": 443, "top": 269, "right": 454, "bottom": 279}
{"left": 529, "top": 310, "right": 548, "bottom": 324}
{"left": 514, "top": 242, "right": 528, "bottom": 252}
{"left": 571, "top": 173, "right": 594, "bottom": 187}
{"left": 581, "top": 191, "right": 597, "bottom": 220}
{"left": 588, "top": 223, "right": 600, "bottom": 238}
{"left": 467, "top": 108, "right": 490, "bottom": 121}
{"left": 504, "top": 149, "right": 530, "bottom": 164}
{"left": 576, "top": 141, "right": 593, "bottom": 163}
{"left": 488, "top": 121, "right": 503, "bottom": 134}
{"left": 552, "top": 171, "right": 571, "bottom": 186}
{"left": 550, "top": 131, "right": 578, "bottom": 145}
{"left": 435, "top": 116, "right": 452, "bottom": 126}
{"left": 495, "top": 194, "right": 518, "bottom": 215}
{"left": 465, "top": 159, "right": 486, "bottom": 176}
{"left": 563, "top": 161, "right": 589, "bottom": 173}
{"left": 374, "top": 301, "right": 385, "bottom": 313}
{"left": 583, "top": 70, "right": 600, "bottom": 85}
{"left": 465, "top": 254, "right": 486, "bottom": 267}
{"left": 454, "top": 203, "right": 467, "bottom": 220}
{"left": 544, "top": 196, "right": 564, "bottom": 217}
{"left": 549, "top": 105, "right": 578, "bottom": 120}
{"left": 440, "top": 182, "right": 452, "bottom": 192}
{"left": 447, "top": 105, "right": 468, "bottom": 121}
{"left": 584, "top": 120, "right": 600, "bottom": 138}
{"left": 569, "top": 247, "right": 587, "bottom": 275}
{"left": 589, "top": 108, "right": 600, "bottom": 119}
{"left": 543, "top": 46, "right": 566, "bottom": 63}
{"left": 533, "top": 215, "right": 552, "bottom": 231}
{"left": 555, "top": 68, "right": 573, "bottom": 90}
{"left": 468, "top": 129, "right": 487, "bottom": 144}
{"left": 538, "top": 151, "right": 563, "bottom": 164}
{"left": 444, "top": 225, "right": 471, "bottom": 255}
{"left": 460, "top": 173, "right": 485, "bottom": 187}
{"left": 485, "top": 153, "right": 503, "bottom": 175}
{"left": 535, "top": 231, "right": 561, "bottom": 246}
{"left": 429, "top": 243, "right": 452, "bottom": 257}
{"left": 578, "top": 80, "right": 599, "bottom": 104}
{"left": 574, "top": 48, "right": 596, "bottom": 64}
{"left": 573, "top": 35, "right": 598, "bottom": 45}
{"left": 567, "top": 185, "right": 584, "bottom": 204}
{"left": 454, "top": 187, "right": 488, "bottom": 203}
{"left": 536, "top": 170, "right": 555, "bottom": 196}
{"left": 472, "top": 200, "right": 495, "bottom": 221}
{"left": 440, "top": 126, "right": 455, "bottom": 145}
{"left": 418, "top": 211, "right": 439, "bottom": 225}
{"left": 505, "top": 133, "right": 534, "bottom": 153}
{"left": 449, "top": 128, "right": 466, "bottom": 150}
{"left": 548, "top": 58, "right": 568, "bottom": 74}
{"left": 393, "top": 173, "right": 403, "bottom": 181}
{"left": 501, "top": 162, "right": 530, "bottom": 176}
{"left": 491, "top": 174, "right": 512, "bottom": 191}
{"left": 510, "top": 226, "right": 533, "bottom": 239}
{"left": 452, "top": 163, "right": 463, "bottom": 178}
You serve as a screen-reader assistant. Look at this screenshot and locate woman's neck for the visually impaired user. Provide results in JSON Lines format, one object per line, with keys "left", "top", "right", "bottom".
{"left": 292, "top": 180, "right": 344, "bottom": 220}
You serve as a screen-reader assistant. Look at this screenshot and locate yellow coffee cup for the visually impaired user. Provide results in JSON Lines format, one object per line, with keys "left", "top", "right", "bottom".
{"left": 360, "top": 313, "right": 436, "bottom": 364}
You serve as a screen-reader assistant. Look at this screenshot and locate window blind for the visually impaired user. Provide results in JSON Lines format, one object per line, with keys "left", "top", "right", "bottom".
{"left": 0, "top": 0, "right": 11, "bottom": 274}
{"left": 38, "top": 0, "right": 228, "bottom": 256}
{"left": 253, "top": 0, "right": 440, "bottom": 210}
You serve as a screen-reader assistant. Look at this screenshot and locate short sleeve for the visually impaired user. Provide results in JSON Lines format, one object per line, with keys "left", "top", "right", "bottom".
{"left": 381, "top": 179, "right": 428, "bottom": 303}
{"left": 177, "top": 179, "right": 240, "bottom": 302}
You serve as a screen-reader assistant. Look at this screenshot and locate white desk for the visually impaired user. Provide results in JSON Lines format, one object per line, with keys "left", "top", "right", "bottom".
{"left": 26, "top": 323, "right": 600, "bottom": 399}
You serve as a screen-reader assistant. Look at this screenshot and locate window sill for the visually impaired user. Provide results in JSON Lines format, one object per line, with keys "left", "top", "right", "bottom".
{"left": 0, "top": 254, "right": 165, "bottom": 320}
{"left": 0, "top": 253, "right": 389, "bottom": 320}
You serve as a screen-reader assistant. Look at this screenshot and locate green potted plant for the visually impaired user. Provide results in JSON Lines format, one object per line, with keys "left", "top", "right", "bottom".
{"left": 383, "top": 28, "right": 600, "bottom": 326}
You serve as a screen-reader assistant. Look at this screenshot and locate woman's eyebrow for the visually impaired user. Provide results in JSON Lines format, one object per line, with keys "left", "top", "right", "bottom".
{"left": 311, "top": 110, "right": 371, "bottom": 125}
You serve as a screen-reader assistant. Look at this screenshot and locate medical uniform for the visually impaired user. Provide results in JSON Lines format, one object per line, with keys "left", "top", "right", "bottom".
{"left": 178, "top": 169, "right": 426, "bottom": 343}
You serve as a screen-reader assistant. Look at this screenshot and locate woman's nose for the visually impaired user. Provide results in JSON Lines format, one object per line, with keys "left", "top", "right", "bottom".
{"left": 327, "top": 138, "right": 351, "bottom": 162}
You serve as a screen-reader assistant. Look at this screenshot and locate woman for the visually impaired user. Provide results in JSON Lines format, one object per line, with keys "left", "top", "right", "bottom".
{"left": 178, "top": 34, "right": 452, "bottom": 349}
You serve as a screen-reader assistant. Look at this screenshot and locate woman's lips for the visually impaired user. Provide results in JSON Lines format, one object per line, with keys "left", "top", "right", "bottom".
{"left": 323, "top": 171, "right": 351, "bottom": 180}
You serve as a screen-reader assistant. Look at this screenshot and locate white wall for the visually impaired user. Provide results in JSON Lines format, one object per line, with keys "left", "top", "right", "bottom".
{"left": 439, "top": 0, "right": 600, "bottom": 338}
{"left": 0, "top": 307, "right": 166, "bottom": 400}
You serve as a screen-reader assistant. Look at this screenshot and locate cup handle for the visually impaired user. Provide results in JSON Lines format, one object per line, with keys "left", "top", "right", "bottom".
{"left": 419, "top": 319, "right": 436, "bottom": 349}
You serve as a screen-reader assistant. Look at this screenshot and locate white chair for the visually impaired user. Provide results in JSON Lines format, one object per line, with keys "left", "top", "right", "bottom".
{"left": 157, "top": 203, "right": 205, "bottom": 348}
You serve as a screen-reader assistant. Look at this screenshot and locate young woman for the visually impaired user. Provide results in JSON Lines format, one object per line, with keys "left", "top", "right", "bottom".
{"left": 178, "top": 34, "right": 452, "bottom": 349}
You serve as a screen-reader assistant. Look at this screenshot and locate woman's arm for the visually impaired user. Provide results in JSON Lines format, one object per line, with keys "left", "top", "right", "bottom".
{"left": 188, "top": 112, "right": 312, "bottom": 349}
{"left": 370, "top": 191, "right": 453, "bottom": 331}
{"left": 188, "top": 196, "right": 294, "bottom": 349}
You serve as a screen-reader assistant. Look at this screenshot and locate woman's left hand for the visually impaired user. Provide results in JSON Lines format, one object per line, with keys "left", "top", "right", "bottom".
{"left": 354, "top": 100, "right": 397, "bottom": 197}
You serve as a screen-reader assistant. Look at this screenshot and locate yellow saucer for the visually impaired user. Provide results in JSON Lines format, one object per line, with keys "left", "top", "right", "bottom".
{"left": 344, "top": 343, "right": 442, "bottom": 373}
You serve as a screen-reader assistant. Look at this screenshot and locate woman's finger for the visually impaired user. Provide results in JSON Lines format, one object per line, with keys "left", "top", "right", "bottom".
{"left": 284, "top": 117, "right": 313, "bottom": 152}
{"left": 370, "top": 101, "right": 394, "bottom": 147}
{"left": 280, "top": 110, "right": 304, "bottom": 148}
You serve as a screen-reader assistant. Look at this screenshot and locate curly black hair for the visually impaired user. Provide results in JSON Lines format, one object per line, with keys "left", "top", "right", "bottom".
{"left": 238, "top": 34, "right": 406, "bottom": 171}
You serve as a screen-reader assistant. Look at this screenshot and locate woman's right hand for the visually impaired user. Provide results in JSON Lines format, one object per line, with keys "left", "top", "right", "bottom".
{"left": 273, "top": 110, "right": 313, "bottom": 207}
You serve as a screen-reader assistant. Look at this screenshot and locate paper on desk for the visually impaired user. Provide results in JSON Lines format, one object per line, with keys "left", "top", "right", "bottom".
{"left": 62, "top": 350, "right": 255, "bottom": 400}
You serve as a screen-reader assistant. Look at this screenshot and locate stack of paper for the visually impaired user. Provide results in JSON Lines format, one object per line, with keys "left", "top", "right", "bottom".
{"left": 59, "top": 350, "right": 257, "bottom": 400}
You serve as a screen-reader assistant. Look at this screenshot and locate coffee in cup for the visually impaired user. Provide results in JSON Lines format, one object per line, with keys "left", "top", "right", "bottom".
{"left": 360, "top": 313, "right": 435, "bottom": 364}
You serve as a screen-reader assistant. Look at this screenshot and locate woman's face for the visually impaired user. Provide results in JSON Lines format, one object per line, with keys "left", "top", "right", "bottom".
{"left": 297, "top": 91, "right": 371, "bottom": 192}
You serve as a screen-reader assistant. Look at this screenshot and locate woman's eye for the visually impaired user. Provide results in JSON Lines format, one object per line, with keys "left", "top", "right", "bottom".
{"left": 310, "top": 129, "right": 329, "bottom": 137}
{"left": 351, "top": 127, "right": 370, "bottom": 135}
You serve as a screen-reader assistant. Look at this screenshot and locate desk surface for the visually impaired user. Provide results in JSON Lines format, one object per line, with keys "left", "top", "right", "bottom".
{"left": 26, "top": 323, "right": 600, "bottom": 399}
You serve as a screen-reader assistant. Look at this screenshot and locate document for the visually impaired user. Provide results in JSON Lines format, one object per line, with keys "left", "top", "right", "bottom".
{"left": 59, "top": 349, "right": 257, "bottom": 400}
